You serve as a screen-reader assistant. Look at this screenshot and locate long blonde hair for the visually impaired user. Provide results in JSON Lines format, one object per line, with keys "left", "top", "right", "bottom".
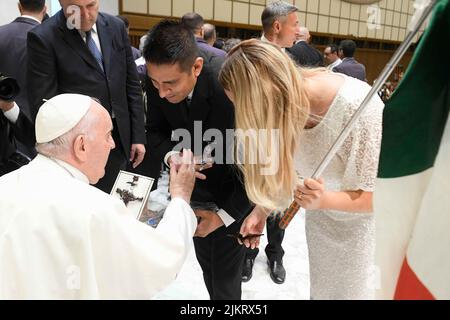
{"left": 219, "top": 39, "right": 311, "bottom": 210}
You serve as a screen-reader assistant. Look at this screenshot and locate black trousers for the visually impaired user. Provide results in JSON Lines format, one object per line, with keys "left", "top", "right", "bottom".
{"left": 246, "top": 214, "right": 285, "bottom": 262}
{"left": 95, "top": 120, "right": 128, "bottom": 193}
{"left": 194, "top": 219, "right": 246, "bottom": 300}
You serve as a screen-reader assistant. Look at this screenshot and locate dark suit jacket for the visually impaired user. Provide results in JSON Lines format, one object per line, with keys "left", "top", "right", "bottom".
{"left": 0, "top": 109, "right": 35, "bottom": 173}
{"left": 196, "top": 38, "right": 227, "bottom": 58}
{"left": 287, "top": 41, "right": 324, "bottom": 67}
{"left": 333, "top": 57, "right": 366, "bottom": 81}
{"left": 145, "top": 52, "right": 253, "bottom": 222}
{"left": 0, "top": 17, "right": 40, "bottom": 119}
{"left": 27, "top": 10, "right": 146, "bottom": 158}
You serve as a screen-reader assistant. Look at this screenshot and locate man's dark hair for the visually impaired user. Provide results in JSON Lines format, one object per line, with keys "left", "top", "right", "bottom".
{"left": 261, "top": 1, "right": 299, "bottom": 33}
{"left": 213, "top": 38, "right": 225, "bottom": 50}
{"left": 180, "top": 12, "right": 204, "bottom": 35}
{"left": 339, "top": 40, "right": 357, "bottom": 57}
{"left": 116, "top": 15, "right": 130, "bottom": 29}
{"left": 143, "top": 20, "right": 199, "bottom": 73}
{"left": 19, "top": 0, "right": 45, "bottom": 13}
{"left": 223, "top": 38, "right": 242, "bottom": 53}
{"left": 327, "top": 43, "right": 339, "bottom": 54}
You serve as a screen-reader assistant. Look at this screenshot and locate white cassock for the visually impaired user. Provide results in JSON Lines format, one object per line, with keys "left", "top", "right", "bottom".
{"left": 0, "top": 155, "right": 197, "bottom": 299}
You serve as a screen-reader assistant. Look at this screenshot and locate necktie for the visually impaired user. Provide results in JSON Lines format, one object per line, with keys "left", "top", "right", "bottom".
{"left": 183, "top": 96, "right": 192, "bottom": 117}
{"left": 85, "top": 30, "right": 104, "bottom": 72}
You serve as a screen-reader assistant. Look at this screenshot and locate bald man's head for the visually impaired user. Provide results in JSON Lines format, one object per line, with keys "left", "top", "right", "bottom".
{"left": 296, "top": 26, "right": 310, "bottom": 43}
{"left": 203, "top": 23, "right": 216, "bottom": 46}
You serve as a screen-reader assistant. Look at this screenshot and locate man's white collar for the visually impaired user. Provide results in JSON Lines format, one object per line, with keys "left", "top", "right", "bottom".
{"left": 21, "top": 15, "right": 41, "bottom": 24}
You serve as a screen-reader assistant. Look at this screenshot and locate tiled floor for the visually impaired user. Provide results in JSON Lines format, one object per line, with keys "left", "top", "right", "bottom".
{"left": 151, "top": 172, "right": 310, "bottom": 300}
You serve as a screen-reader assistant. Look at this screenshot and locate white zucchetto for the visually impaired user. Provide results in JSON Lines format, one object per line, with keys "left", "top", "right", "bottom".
{"left": 35, "top": 94, "right": 92, "bottom": 143}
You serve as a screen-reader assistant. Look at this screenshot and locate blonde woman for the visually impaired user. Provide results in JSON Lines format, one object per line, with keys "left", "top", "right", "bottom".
{"left": 219, "top": 39, "right": 384, "bottom": 299}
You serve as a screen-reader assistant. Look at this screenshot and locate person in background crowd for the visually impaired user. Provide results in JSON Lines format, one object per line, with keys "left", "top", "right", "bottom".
{"left": 287, "top": 26, "right": 324, "bottom": 67}
{"left": 241, "top": 0, "right": 301, "bottom": 286}
{"left": 333, "top": 39, "right": 366, "bottom": 82}
{"left": 323, "top": 44, "right": 342, "bottom": 70}
{"left": 222, "top": 38, "right": 241, "bottom": 53}
{"left": 116, "top": 15, "right": 142, "bottom": 61}
{"left": 0, "top": 0, "right": 47, "bottom": 158}
{"left": 181, "top": 12, "right": 226, "bottom": 58}
{"left": 203, "top": 23, "right": 218, "bottom": 47}
{"left": 213, "top": 38, "right": 225, "bottom": 50}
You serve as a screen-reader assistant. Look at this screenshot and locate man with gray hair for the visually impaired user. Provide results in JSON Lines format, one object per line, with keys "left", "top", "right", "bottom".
{"left": 203, "top": 23, "right": 217, "bottom": 47}
{"left": 287, "top": 26, "right": 324, "bottom": 67}
{"left": 241, "top": 0, "right": 301, "bottom": 287}
{"left": 0, "top": 93, "right": 202, "bottom": 299}
{"left": 261, "top": 0, "right": 299, "bottom": 49}
{"left": 297, "top": 26, "right": 311, "bottom": 43}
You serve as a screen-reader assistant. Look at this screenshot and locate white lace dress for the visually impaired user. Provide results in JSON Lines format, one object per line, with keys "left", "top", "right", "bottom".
{"left": 295, "top": 75, "right": 384, "bottom": 300}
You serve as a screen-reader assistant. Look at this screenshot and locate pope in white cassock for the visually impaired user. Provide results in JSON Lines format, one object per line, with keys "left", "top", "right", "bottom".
{"left": 0, "top": 94, "right": 200, "bottom": 299}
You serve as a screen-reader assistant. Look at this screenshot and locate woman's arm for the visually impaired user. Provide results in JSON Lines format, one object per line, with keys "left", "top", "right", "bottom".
{"left": 295, "top": 178, "right": 373, "bottom": 213}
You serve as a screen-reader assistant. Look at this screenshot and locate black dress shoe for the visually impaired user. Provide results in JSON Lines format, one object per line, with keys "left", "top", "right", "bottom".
{"left": 268, "top": 259, "right": 286, "bottom": 284}
{"left": 242, "top": 258, "right": 255, "bottom": 282}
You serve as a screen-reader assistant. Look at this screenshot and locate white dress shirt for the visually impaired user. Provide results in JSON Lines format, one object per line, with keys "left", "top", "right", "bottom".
{"left": 328, "top": 58, "right": 343, "bottom": 70}
{"left": 261, "top": 34, "right": 286, "bottom": 52}
{"left": 20, "top": 15, "right": 41, "bottom": 24}
{"left": 2, "top": 103, "right": 20, "bottom": 124}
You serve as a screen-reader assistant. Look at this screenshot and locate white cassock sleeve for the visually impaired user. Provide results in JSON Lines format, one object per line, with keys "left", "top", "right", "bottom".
{"left": 88, "top": 197, "right": 197, "bottom": 299}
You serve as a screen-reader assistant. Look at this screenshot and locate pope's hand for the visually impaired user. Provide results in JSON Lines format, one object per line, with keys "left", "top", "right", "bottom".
{"left": 194, "top": 209, "right": 224, "bottom": 237}
{"left": 168, "top": 152, "right": 211, "bottom": 180}
{"left": 239, "top": 206, "right": 268, "bottom": 249}
{"left": 169, "top": 150, "right": 197, "bottom": 203}
{"left": 168, "top": 152, "right": 182, "bottom": 170}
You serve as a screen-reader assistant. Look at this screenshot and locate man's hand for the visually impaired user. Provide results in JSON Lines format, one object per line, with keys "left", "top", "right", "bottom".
{"left": 193, "top": 154, "right": 213, "bottom": 172}
{"left": 0, "top": 100, "right": 14, "bottom": 112}
{"left": 169, "top": 150, "right": 196, "bottom": 203}
{"left": 194, "top": 209, "right": 224, "bottom": 237}
{"left": 294, "top": 178, "right": 326, "bottom": 210}
{"left": 130, "top": 144, "right": 146, "bottom": 168}
{"left": 239, "top": 206, "right": 269, "bottom": 249}
{"left": 168, "top": 152, "right": 212, "bottom": 180}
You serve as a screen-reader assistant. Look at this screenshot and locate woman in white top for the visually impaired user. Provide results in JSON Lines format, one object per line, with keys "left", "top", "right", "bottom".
{"left": 218, "top": 39, "right": 384, "bottom": 299}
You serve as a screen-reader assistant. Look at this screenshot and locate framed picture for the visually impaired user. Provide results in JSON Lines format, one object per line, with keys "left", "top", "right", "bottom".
{"left": 110, "top": 171, "right": 155, "bottom": 222}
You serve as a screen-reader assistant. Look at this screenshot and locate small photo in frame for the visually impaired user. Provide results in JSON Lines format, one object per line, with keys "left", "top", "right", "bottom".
{"left": 110, "top": 171, "right": 155, "bottom": 222}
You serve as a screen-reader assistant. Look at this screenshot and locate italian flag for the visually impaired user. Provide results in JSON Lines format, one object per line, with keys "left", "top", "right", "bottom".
{"left": 374, "top": 0, "right": 450, "bottom": 300}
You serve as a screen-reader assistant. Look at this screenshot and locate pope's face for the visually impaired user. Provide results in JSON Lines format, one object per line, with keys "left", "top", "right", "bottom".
{"left": 147, "top": 59, "right": 203, "bottom": 104}
{"left": 85, "top": 102, "right": 115, "bottom": 184}
{"left": 60, "top": 0, "right": 99, "bottom": 32}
